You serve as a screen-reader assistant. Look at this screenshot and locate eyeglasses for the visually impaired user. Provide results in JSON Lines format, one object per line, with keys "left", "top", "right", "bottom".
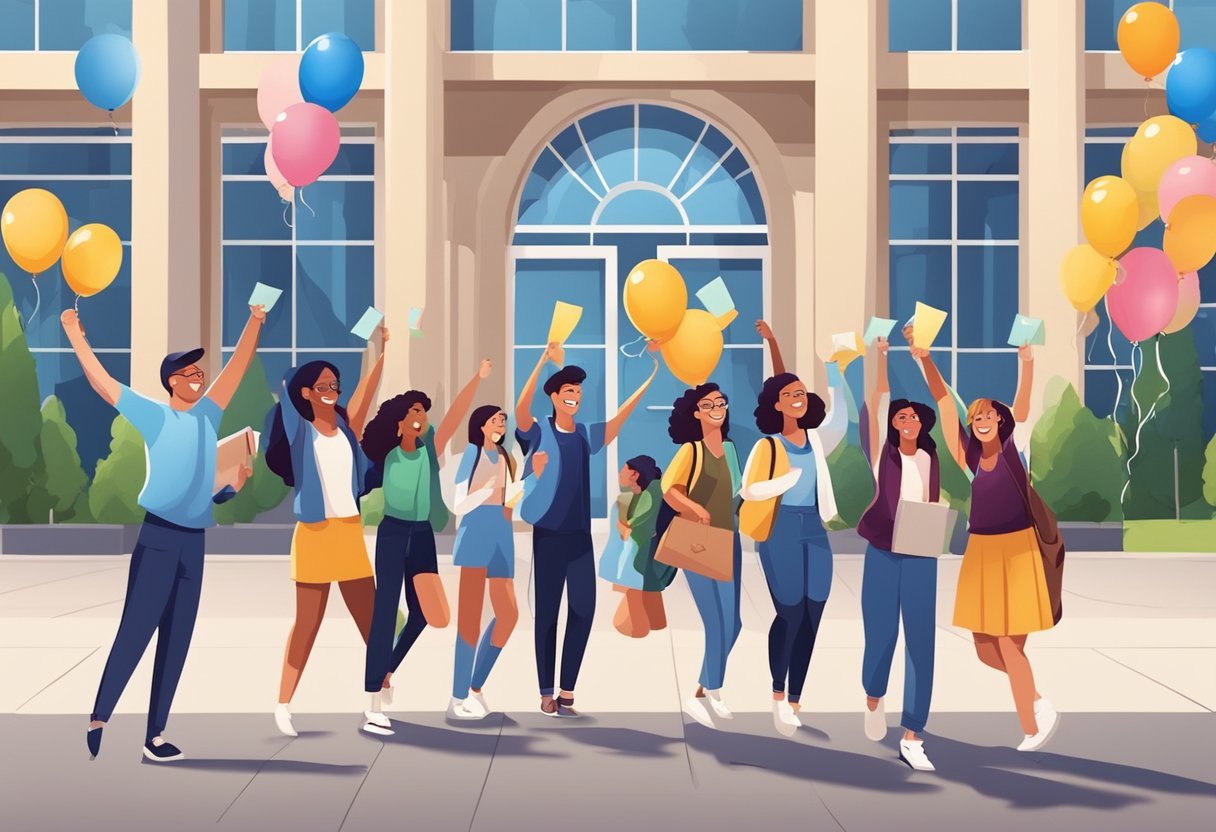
{"left": 312, "top": 383, "right": 341, "bottom": 393}
{"left": 172, "top": 370, "right": 205, "bottom": 381}
{"left": 697, "top": 401, "right": 729, "bottom": 412}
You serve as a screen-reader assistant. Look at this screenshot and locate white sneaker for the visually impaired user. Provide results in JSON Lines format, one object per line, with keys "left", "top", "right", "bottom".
{"left": 864, "top": 698, "right": 887, "bottom": 742}
{"left": 899, "top": 738, "right": 936, "bottom": 772}
{"left": 704, "top": 689, "right": 733, "bottom": 721}
{"left": 470, "top": 691, "right": 490, "bottom": 714}
{"left": 1017, "top": 698, "right": 1060, "bottom": 752}
{"left": 772, "top": 698, "right": 800, "bottom": 738}
{"left": 274, "top": 703, "right": 297, "bottom": 738}
{"left": 447, "top": 697, "right": 488, "bottom": 720}
{"left": 361, "top": 711, "right": 394, "bottom": 736}
{"left": 684, "top": 695, "right": 716, "bottom": 729}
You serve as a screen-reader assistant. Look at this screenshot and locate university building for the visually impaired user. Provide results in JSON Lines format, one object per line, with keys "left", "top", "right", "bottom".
{"left": 2, "top": 0, "right": 1214, "bottom": 518}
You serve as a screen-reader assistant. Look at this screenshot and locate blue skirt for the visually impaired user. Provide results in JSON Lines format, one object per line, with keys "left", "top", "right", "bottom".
{"left": 453, "top": 504, "right": 515, "bottom": 579}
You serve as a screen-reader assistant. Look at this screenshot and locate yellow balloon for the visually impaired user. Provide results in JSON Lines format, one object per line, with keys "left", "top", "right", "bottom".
{"left": 1121, "top": 116, "right": 1197, "bottom": 195}
{"left": 1081, "top": 176, "right": 1139, "bottom": 258}
{"left": 1, "top": 188, "right": 68, "bottom": 275}
{"left": 660, "top": 309, "right": 724, "bottom": 386}
{"left": 61, "top": 223, "right": 123, "bottom": 298}
{"left": 623, "top": 259, "right": 688, "bottom": 343}
{"left": 1164, "top": 194, "right": 1216, "bottom": 272}
{"left": 1059, "top": 244, "right": 1118, "bottom": 313}
{"left": 1135, "top": 188, "right": 1159, "bottom": 230}
{"left": 1163, "top": 271, "right": 1200, "bottom": 334}
{"left": 1117, "top": 2, "right": 1180, "bottom": 79}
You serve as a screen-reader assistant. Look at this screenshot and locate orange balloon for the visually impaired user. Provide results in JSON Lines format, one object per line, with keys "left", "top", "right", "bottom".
{"left": 623, "top": 259, "right": 688, "bottom": 343}
{"left": 1122, "top": 116, "right": 1197, "bottom": 195}
{"left": 1081, "top": 176, "right": 1139, "bottom": 258}
{"left": 659, "top": 309, "right": 724, "bottom": 386}
{"left": 1163, "top": 271, "right": 1200, "bottom": 334}
{"left": 1117, "top": 2, "right": 1180, "bottom": 79}
{"left": 1164, "top": 194, "right": 1216, "bottom": 272}
{"left": 1135, "top": 188, "right": 1159, "bottom": 230}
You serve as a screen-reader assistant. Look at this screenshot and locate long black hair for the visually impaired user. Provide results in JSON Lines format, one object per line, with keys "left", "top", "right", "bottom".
{"left": 265, "top": 361, "right": 349, "bottom": 487}
{"left": 668, "top": 383, "right": 730, "bottom": 444}
{"left": 361, "top": 390, "right": 433, "bottom": 471}
{"left": 886, "top": 398, "right": 937, "bottom": 454}
{"left": 466, "top": 404, "right": 516, "bottom": 482}
{"left": 625, "top": 454, "right": 662, "bottom": 490}
{"left": 754, "top": 372, "right": 826, "bottom": 436}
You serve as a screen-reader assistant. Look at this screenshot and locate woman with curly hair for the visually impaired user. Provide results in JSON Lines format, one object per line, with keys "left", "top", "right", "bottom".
{"left": 739, "top": 357, "right": 846, "bottom": 737}
{"left": 359, "top": 359, "right": 491, "bottom": 735}
{"left": 263, "top": 326, "right": 388, "bottom": 739}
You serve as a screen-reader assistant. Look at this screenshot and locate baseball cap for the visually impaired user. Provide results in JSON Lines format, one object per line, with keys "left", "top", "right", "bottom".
{"left": 160, "top": 348, "right": 206, "bottom": 393}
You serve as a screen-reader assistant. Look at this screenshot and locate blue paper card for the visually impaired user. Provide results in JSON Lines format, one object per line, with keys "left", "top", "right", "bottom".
{"left": 408, "top": 306, "right": 424, "bottom": 338}
{"left": 863, "top": 317, "right": 897, "bottom": 346}
{"left": 351, "top": 307, "right": 384, "bottom": 341}
{"left": 1007, "top": 314, "right": 1045, "bottom": 347}
{"left": 248, "top": 282, "right": 283, "bottom": 313}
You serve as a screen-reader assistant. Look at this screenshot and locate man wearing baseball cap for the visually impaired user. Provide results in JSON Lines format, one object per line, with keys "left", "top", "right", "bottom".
{"left": 60, "top": 303, "right": 266, "bottom": 762}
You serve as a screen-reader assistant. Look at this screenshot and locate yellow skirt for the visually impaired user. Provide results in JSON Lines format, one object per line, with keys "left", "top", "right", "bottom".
{"left": 291, "top": 516, "right": 374, "bottom": 584}
{"left": 953, "top": 526, "right": 1054, "bottom": 636}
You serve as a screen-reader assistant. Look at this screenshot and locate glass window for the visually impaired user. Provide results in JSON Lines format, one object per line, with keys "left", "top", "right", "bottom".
{"left": 225, "top": 0, "right": 375, "bottom": 52}
{"left": 889, "top": 0, "right": 952, "bottom": 51}
{"left": 1086, "top": 0, "right": 1137, "bottom": 51}
{"left": 0, "top": 129, "right": 131, "bottom": 473}
{"left": 957, "top": 181, "right": 1018, "bottom": 240}
{"left": 1177, "top": 1, "right": 1216, "bottom": 50}
{"left": 890, "top": 0, "right": 1021, "bottom": 52}
{"left": 636, "top": 0, "right": 802, "bottom": 51}
{"left": 957, "top": 246, "right": 1019, "bottom": 348}
{"left": 450, "top": 0, "right": 563, "bottom": 51}
{"left": 568, "top": 0, "right": 630, "bottom": 51}
{"left": 40, "top": 0, "right": 132, "bottom": 50}
{"left": 889, "top": 143, "right": 951, "bottom": 176}
{"left": 0, "top": 0, "right": 35, "bottom": 50}
{"left": 890, "top": 182, "right": 952, "bottom": 240}
{"left": 956, "top": 0, "right": 1021, "bottom": 51}
{"left": 221, "top": 135, "right": 374, "bottom": 390}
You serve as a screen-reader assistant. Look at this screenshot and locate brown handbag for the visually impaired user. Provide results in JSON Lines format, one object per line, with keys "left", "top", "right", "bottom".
{"left": 654, "top": 514, "right": 735, "bottom": 581}
{"left": 1002, "top": 456, "right": 1065, "bottom": 624}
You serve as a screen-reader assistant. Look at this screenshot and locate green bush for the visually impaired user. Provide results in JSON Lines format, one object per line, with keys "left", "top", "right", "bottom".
{"left": 361, "top": 487, "right": 385, "bottom": 527}
{"left": 825, "top": 441, "right": 875, "bottom": 530}
{"left": 88, "top": 415, "right": 146, "bottom": 524}
{"left": 1204, "top": 434, "right": 1216, "bottom": 511}
{"left": 1030, "top": 377, "right": 1126, "bottom": 522}
{"left": 0, "top": 273, "right": 47, "bottom": 523}
{"left": 213, "top": 354, "right": 289, "bottom": 524}
{"left": 1120, "top": 332, "right": 1207, "bottom": 520}
{"left": 27, "top": 396, "right": 90, "bottom": 523}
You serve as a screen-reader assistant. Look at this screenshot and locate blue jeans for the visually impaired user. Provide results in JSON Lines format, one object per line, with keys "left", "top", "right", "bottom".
{"left": 533, "top": 528, "right": 596, "bottom": 695}
{"left": 92, "top": 515, "right": 205, "bottom": 743}
{"left": 683, "top": 533, "right": 743, "bottom": 691}
{"left": 364, "top": 517, "right": 438, "bottom": 692}
{"left": 861, "top": 545, "right": 937, "bottom": 733}
{"left": 758, "top": 506, "right": 831, "bottom": 698}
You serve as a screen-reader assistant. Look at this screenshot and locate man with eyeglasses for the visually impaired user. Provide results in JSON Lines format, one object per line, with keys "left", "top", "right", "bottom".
{"left": 61, "top": 303, "right": 266, "bottom": 762}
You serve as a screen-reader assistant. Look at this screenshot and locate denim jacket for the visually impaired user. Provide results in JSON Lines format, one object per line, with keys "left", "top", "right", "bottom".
{"left": 279, "top": 379, "right": 371, "bottom": 523}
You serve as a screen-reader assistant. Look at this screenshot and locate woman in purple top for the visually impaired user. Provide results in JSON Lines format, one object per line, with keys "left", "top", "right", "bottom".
{"left": 913, "top": 337, "right": 1059, "bottom": 753}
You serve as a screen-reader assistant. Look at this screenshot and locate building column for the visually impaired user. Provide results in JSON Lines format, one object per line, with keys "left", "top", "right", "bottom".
{"left": 382, "top": 0, "right": 445, "bottom": 399}
{"left": 1026, "top": 0, "right": 1085, "bottom": 410}
{"left": 813, "top": 0, "right": 878, "bottom": 383}
{"left": 129, "top": 0, "right": 202, "bottom": 394}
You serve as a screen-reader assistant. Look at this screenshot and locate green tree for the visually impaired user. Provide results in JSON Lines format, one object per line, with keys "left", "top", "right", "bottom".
{"left": 1204, "top": 434, "right": 1216, "bottom": 511}
{"left": 361, "top": 487, "right": 385, "bottom": 527}
{"left": 1120, "top": 332, "right": 1207, "bottom": 520}
{"left": 88, "top": 415, "right": 146, "bottom": 524}
{"left": 825, "top": 442, "right": 875, "bottom": 530}
{"left": 1030, "top": 377, "right": 1125, "bottom": 522}
{"left": 27, "top": 396, "right": 90, "bottom": 523}
{"left": 0, "top": 273, "right": 47, "bottom": 523}
{"left": 213, "top": 353, "right": 289, "bottom": 524}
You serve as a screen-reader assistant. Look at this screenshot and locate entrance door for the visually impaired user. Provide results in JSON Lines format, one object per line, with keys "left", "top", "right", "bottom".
{"left": 509, "top": 246, "right": 618, "bottom": 519}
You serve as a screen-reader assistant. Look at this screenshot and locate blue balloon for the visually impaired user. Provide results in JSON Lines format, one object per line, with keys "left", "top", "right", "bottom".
{"left": 1198, "top": 114, "right": 1216, "bottom": 144}
{"left": 74, "top": 34, "right": 140, "bottom": 112}
{"left": 299, "top": 33, "right": 364, "bottom": 113}
{"left": 1166, "top": 48, "right": 1216, "bottom": 124}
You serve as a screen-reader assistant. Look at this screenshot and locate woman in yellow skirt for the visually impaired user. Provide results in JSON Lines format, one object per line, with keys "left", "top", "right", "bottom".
{"left": 263, "top": 327, "right": 388, "bottom": 736}
{"left": 914, "top": 338, "right": 1059, "bottom": 752}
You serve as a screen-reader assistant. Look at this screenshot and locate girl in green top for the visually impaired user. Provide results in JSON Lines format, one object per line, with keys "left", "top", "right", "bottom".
{"left": 612, "top": 456, "right": 673, "bottom": 638}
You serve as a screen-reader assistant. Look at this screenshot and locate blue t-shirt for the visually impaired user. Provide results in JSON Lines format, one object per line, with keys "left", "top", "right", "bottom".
{"left": 779, "top": 433, "right": 818, "bottom": 508}
{"left": 517, "top": 418, "right": 605, "bottom": 533}
{"left": 117, "top": 385, "right": 223, "bottom": 529}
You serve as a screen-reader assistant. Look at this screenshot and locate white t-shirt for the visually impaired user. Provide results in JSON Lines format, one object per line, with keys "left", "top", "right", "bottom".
{"left": 312, "top": 426, "right": 360, "bottom": 519}
{"left": 899, "top": 449, "right": 932, "bottom": 503}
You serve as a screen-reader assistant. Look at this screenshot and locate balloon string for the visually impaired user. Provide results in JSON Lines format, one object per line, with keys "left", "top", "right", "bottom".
{"left": 1120, "top": 337, "right": 1171, "bottom": 509}
{"left": 298, "top": 188, "right": 316, "bottom": 217}
{"left": 1143, "top": 80, "right": 1151, "bottom": 118}
{"left": 618, "top": 334, "right": 649, "bottom": 359}
{"left": 1105, "top": 296, "right": 1122, "bottom": 420}
{"left": 107, "top": 110, "right": 118, "bottom": 137}
{"left": 282, "top": 199, "right": 294, "bottom": 230}
{"left": 74, "top": 294, "right": 81, "bottom": 313}
{"left": 1074, "top": 309, "right": 1090, "bottom": 343}
{"left": 26, "top": 275, "right": 40, "bottom": 328}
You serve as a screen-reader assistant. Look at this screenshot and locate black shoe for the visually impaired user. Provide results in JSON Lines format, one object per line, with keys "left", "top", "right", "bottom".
{"left": 87, "top": 726, "right": 103, "bottom": 760}
{"left": 142, "top": 740, "right": 184, "bottom": 762}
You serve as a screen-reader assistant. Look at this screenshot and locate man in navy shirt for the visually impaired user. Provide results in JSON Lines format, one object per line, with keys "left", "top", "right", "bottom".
{"left": 515, "top": 342, "right": 652, "bottom": 717}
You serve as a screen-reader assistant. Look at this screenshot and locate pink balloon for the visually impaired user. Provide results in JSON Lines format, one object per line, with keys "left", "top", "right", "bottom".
{"left": 1163, "top": 271, "right": 1201, "bottom": 334}
{"left": 270, "top": 103, "right": 340, "bottom": 188}
{"left": 263, "top": 141, "right": 295, "bottom": 202}
{"left": 1108, "top": 247, "right": 1180, "bottom": 342}
{"left": 1158, "top": 156, "right": 1216, "bottom": 223}
{"left": 256, "top": 56, "right": 303, "bottom": 132}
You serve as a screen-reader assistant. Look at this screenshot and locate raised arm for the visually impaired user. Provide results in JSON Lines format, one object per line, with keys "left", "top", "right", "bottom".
{"left": 866, "top": 337, "right": 890, "bottom": 466}
{"left": 345, "top": 326, "right": 388, "bottom": 441}
{"left": 515, "top": 342, "right": 556, "bottom": 433}
{"left": 60, "top": 309, "right": 120, "bottom": 406}
{"left": 913, "top": 343, "right": 965, "bottom": 470}
{"left": 603, "top": 358, "right": 657, "bottom": 446}
{"left": 756, "top": 320, "right": 785, "bottom": 376}
{"left": 816, "top": 361, "right": 849, "bottom": 456}
{"left": 435, "top": 359, "right": 491, "bottom": 456}
{"left": 1012, "top": 344, "right": 1034, "bottom": 424}
{"left": 207, "top": 305, "right": 266, "bottom": 410}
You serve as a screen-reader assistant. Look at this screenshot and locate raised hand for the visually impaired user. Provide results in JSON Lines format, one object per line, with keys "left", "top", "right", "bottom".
{"left": 1018, "top": 344, "right": 1034, "bottom": 363}
{"left": 249, "top": 304, "right": 267, "bottom": 321}
{"left": 478, "top": 358, "right": 492, "bottom": 379}
{"left": 876, "top": 335, "right": 889, "bottom": 355}
{"left": 755, "top": 320, "right": 775, "bottom": 341}
{"left": 61, "top": 308, "right": 84, "bottom": 338}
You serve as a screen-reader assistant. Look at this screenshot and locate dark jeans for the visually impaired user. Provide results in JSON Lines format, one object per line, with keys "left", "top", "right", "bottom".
{"left": 364, "top": 516, "right": 438, "bottom": 693}
{"left": 532, "top": 527, "right": 596, "bottom": 696}
{"left": 91, "top": 515, "right": 205, "bottom": 742}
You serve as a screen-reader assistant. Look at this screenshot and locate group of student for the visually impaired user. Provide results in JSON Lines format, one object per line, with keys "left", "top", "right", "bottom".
{"left": 61, "top": 303, "right": 1060, "bottom": 774}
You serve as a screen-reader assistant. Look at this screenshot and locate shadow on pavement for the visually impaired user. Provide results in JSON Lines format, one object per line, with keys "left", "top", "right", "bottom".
{"left": 162, "top": 758, "right": 368, "bottom": 776}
